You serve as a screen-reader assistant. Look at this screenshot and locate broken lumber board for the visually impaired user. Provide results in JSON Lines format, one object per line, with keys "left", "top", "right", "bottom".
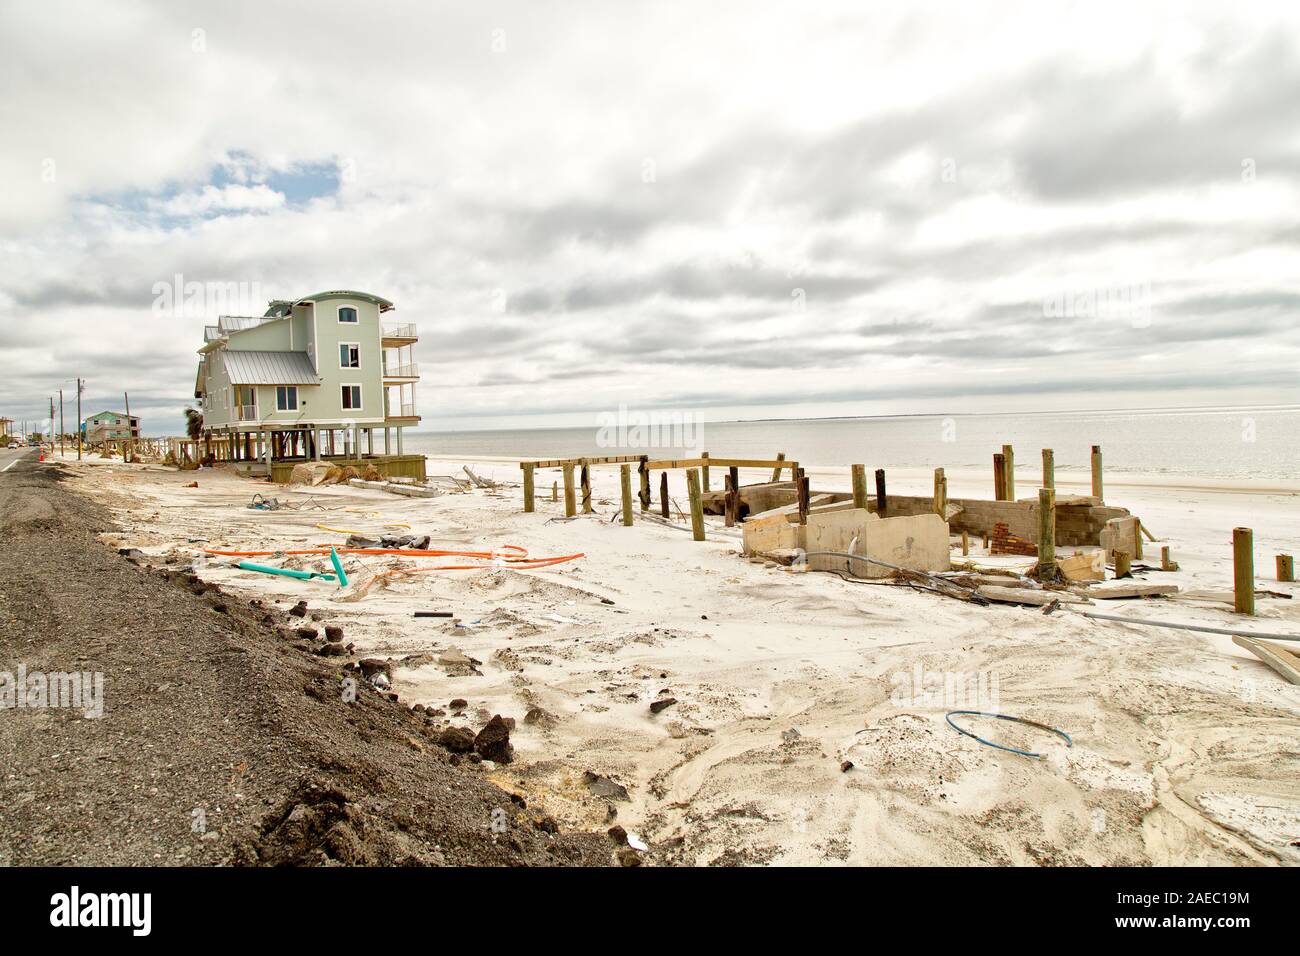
{"left": 1233, "top": 636, "right": 1300, "bottom": 685}
{"left": 977, "top": 585, "right": 1087, "bottom": 607}
{"left": 347, "top": 479, "right": 439, "bottom": 498}
{"left": 520, "top": 455, "right": 643, "bottom": 468}
{"left": 1083, "top": 582, "right": 1179, "bottom": 600}
{"left": 1059, "top": 551, "right": 1105, "bottom": 582}
{"left": 643, "top": 456, "right": 798, "bottom": 471}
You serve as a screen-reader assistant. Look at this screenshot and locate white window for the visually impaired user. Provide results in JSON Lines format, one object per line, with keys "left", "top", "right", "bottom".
{"left": 339, "top": 343, "right": 360, "bottom": 368}
{"left": 341, "top": 384, "right": 362, "bottom": 410}
{"left": 276, "top": 386, "right": 299, "bottom": 411}
{"left": 338, "top": 306, "right": 358, "bottom": 324}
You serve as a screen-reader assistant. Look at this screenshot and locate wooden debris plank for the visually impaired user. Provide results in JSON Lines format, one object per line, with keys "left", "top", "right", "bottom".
{"left": 977, "top": 585, "right": 1087, "bottom": 606}
{"left": 1085, "top": 582, "right": 1179, "bottom": 600}
{"left": 1233, "top": 636, "right": 1300, "bottom": 685}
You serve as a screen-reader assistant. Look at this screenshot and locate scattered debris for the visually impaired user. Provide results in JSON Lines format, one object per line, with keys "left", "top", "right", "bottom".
{"left": 583, "top": 771, "right": 630, "bottom": 801}
{"left": 945, "top": 710, "right": 1073, "bottom": 760}
{"left": 989, "top": 523, "right": 1037, "bottom": 557}
{"left": 649, "top": 697, "right": 677, "bottom": 714}
{"left": 524, "top": 706, "right": 557, "bottom": 727}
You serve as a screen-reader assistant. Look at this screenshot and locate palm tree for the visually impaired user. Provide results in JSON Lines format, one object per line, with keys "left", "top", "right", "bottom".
{"left": 184, "top": 407, "right": 203, "bottom": 441}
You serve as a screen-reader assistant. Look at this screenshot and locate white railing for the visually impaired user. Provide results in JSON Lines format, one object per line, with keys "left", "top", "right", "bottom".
{"left": 389, "top": 403, "right": 417, "bottom": 418}
{"left": 383, "top": 323, "right": 417, "bottom": 339}
{"left": 383, "top": 362, "right": 420, "bottom": 378}
{"left": 237, "top": 404, "right": 258, "bottom": 421}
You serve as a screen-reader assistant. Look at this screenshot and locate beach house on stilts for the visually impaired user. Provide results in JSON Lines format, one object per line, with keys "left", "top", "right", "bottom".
{"left": 193, "top": 290, "right": 424, "bottom": 482}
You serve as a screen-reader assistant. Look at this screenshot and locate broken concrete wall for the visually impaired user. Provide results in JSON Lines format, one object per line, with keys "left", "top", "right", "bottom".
{"left": 880, "top": 495, "right": 1129, "bottom": 547}
{"left": 747, "top": 507, "right": 950, "bottom": 579}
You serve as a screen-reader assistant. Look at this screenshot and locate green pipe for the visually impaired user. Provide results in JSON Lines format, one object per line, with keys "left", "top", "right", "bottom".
{"left": 236, "top": 561, "right": 337, "bottom": 582}
{"left": 329, "top": 547, "right": 348, "bottom": 587}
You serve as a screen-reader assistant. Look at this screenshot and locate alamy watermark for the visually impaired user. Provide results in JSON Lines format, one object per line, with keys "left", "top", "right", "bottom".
{"left": 0, "top": 665, "right": 104, "bottom": 718}
{"left": 890, "top": 663, "right": 999, "bottom": 710}
{"left": 1043, "top": 281, "right": 1152, "bottom": 328}
{"left": 151, "top": 273, "right": 265, "bottom": 318}
{"left": 596, "top": 404, "right": 704, "bottom": 450}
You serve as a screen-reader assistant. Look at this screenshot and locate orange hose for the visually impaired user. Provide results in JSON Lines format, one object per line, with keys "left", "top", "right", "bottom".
{"left": 378, "top": 553, "right": 585, "bottom": 578}
{"left": 205, "top": 545, "right": 530, "bottom": 559}
{"left": 203, "top": 542, "right": 584, "bottom": 578}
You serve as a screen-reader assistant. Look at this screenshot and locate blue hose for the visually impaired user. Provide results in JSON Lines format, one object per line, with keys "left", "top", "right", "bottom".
{"left": 945, "top": 710, "right": 1072, "bottom": 760}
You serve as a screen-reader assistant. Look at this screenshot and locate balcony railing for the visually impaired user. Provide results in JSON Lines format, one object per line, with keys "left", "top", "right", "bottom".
{"left": 383, "top": 362, "right": 420, "bottom": 378}
{"left": 382, "top": 323, "right": 418, "bottom": 339}
{"left": 237, "top": 404, "right": 259, "bottom": 421}
{"left": 386, "top": 403, "right": 417, "bottom": 418}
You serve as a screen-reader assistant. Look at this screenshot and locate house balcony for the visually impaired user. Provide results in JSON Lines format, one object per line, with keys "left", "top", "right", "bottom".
{"left": 384, "top": 402, "right": 420, "bottom": 425}
{"left": 382, "top": 323, "right": 418, "bottom": 346}
{"left": 382, "top": 362, "right": 420, "bottom": 381}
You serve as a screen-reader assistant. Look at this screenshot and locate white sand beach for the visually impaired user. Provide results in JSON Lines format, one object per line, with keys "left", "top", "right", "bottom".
{"left": 61, "top": 452, "right": 1300, "bottom": 866}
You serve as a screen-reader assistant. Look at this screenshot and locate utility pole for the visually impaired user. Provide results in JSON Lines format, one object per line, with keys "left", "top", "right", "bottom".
{"left": 76, "top": 378, "right": 83, "bottom": 461}
{"left": 58, "top": 389, "right": 65, "bottom": 457}
{"left": 49, "top": 398, "right": 54, "bottom": 449}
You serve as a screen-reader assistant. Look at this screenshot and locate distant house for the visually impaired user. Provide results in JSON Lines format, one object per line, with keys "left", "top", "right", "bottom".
{"left": 82, "top": 411, "right": 141, "bottom": 442}
{"left": 193, "top": 290, "right": 421, "bottom": 477}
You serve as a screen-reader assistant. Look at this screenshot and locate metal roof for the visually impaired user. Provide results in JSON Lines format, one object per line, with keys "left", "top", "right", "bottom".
{"left": 223, "top": 350, "right": 320, "bottom": 386}
{"left": 217, "top": 315, "right": 274, "bottom": 334}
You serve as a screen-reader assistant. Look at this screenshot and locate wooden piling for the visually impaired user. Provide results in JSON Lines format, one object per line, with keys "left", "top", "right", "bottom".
{"left": 724, "top": 472, "right": 737, "bottom": 527}
{"left": 770, "top": 452, "right": 787, "bottom": 482}
{"left": 1042, "top": 448, "right": 1054, "bottom": 491}
{"left": 726, "top": 466, "right": 740, "bottom": 527}
{"left": 620, "top": 464, "right": 633, "bottom": 527}
{"left": 522, "top": 463, "right": 536, "bottom": 513}
{"left": 552, "top": 480, "right": 558, "bottom": 502}
{"left": 851, "top": 464, "right": 868, "bottom": 511}
{"left": 660, "top": 472, "right": 670, "bottom": 519}
{"left": 961, "top": 531, "right": 969, "bottom": 556}
{"left": 796, "top": 468, "right": 810, "bottom": 525}
{"left": 1161, "top": 546, "right": 1178, "bottom": 572}
{"left": 1037, "top": 488, "right": 1057, "bottom": 580}
{"left": 638, "top": 456, "right": 650, "bottom": 511}
{"left": 580, "top": 462, "right": 592, "bottom": 514}
{"left": 933, "top": 468, "right": 947, "bottom": 518}
{"left": 1133, "top": 520, "right": 1143, "bottom": 561}
{"left": 1091, "top": 445, "right": 1104, "bottom": 500}
{"left": 874, "top": 468, "right": 886, "bottom": 516}
{"left": 701, "top": 452, "right": 710, "bottom": 492}
{"left": 686, "top": 468, "right": 706, "bottom": 541}
{"left": 562, "top": 464, "right": 576, "bottom": 517}
{"left": 1278, "top": 554, "right": 1295, "bottom": 583}
{"left": 1114, "top": 549, "right": 1132, "bottom": 579}
{"left": 1234, "top": 527, "right": 1255, "bottom": 615}
{"left": 1001, "top": 444, "right": 1015, "bottom": 500}
{"left": 993, "top": 453, "right": 1006, "bottom": 501}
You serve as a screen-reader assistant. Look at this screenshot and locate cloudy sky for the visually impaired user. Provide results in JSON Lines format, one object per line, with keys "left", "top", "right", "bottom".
{"left": 1, "top": 0, "right": 1298, "bottom": 435}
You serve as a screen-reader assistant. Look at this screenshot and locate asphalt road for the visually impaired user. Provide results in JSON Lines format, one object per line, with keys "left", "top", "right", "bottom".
{"left": 0, "top": 446, "right": 35, "bottom": 473}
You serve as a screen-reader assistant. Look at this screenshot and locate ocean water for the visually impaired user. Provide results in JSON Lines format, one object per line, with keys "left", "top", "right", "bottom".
{"left": 406, "top": 405, "right": 1300, "bottom": 481}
